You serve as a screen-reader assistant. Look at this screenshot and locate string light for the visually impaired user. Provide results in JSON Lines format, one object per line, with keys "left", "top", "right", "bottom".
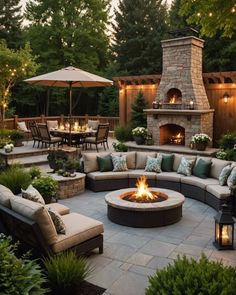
{"left": 209, "top": 12, "right": 212, "bottom": 17}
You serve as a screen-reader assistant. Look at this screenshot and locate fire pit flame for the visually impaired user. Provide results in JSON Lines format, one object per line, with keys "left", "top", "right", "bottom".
{"left": 121, "top": 176, "right": 168, "bottom": 203}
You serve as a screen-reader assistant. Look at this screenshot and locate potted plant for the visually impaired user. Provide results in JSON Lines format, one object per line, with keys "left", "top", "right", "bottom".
{"left": 64, "top": 158, "right": 78, "bottom": 175}
{"left": 10, "top": 129, "right": 24, "bottom": 147}
{"left": 47, "top": 148, "right": 68, "bottom": 172}
{"left": 112, "top": 141, "right": 128, "bottom": 152}
{"left": 32, "top": 175, "right": 58, "bottom": 204}
{"left": 191, "top": 133, "right": 211, "bottom": 151}
{"left": 132, "top": 127, "right": 148, "bottom": 145}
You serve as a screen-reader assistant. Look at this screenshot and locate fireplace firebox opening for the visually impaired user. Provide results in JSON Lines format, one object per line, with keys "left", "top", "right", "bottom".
{"left": 165, "top": 88, "right": 182, "bottom": 104}
{"left": 160, "top": 124, "right": 185, "bottom": 145}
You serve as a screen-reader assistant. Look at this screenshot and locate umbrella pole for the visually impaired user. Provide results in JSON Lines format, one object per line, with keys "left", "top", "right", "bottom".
{"left": 69, "top": 82, "right": 72, "bottom": 146}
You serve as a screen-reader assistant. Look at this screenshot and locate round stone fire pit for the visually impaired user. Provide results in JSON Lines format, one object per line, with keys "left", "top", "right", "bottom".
{"left": 105, "top": 188, "right": 185, "bottom": 228}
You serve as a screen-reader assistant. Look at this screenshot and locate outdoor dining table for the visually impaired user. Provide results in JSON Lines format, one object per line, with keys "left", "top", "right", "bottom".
{"left": 50, "top": 129, "right": 93, "bottom": 146}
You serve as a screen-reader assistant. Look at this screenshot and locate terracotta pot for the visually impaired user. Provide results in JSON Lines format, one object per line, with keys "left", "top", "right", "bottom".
{"left": 195, "top": 142, "right": 207, "bottom": 151}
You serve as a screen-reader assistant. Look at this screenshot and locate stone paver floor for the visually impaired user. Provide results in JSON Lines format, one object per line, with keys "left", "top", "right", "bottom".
{"left": 60, "top": 190, "right": 236, "bottom": 295}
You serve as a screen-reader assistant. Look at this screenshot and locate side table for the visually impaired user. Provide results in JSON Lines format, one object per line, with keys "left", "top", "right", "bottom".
{"left": 50, "top": 172, "right": 85, "bottom": 199}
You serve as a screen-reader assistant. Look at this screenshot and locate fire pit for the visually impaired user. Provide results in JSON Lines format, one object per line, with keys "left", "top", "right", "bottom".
{"left": 105, "top": 176, "right": 185, "bottom": 227}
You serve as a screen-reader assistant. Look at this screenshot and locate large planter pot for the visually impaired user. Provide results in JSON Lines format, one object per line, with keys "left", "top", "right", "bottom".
{"left": 133, "top": 136, "right": 145, "bottom": 145}
{"left": 195, "top": 142, "right": 207, "bottom": 151}
{"left": 14, "top": 139, "right": 24, "bottom": 147}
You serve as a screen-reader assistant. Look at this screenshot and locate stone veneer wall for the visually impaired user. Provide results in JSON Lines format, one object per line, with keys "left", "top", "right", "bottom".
{"left": 147, "top": 112, "right": 214, "bottom": 147}
{"left": 156, "top": 36, "right": 210, "bottom": 110}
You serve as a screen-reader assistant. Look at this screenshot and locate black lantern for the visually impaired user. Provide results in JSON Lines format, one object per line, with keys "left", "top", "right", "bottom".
{"left": 213, "top": 203, "right": 235, "bottom": 250}
{"left": 152, "top": 100, "right": 159, "bottom": 109}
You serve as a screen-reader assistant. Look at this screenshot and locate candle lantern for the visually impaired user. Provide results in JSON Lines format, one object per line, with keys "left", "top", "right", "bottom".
{"left": 189, "top": 99, "right": 194, "bottom": 110}
{"left": 213, "top": 203, "right": 235, "bottom": 250}
{"left": 152, "top": 100, "right": 159, "bottom": 109}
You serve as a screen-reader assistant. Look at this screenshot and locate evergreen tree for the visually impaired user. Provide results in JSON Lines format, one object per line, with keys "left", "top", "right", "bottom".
{"left": 169, "top": 0, "right": 189, "bottom": 30}
{"left": 130, "top": 91, "right": 147, "bottom": 127}
{"left": 113, "top": 0, "right": 169, "bottom": 75}
{"left": 0, "top": 0, "right": 23, "bottom": 49}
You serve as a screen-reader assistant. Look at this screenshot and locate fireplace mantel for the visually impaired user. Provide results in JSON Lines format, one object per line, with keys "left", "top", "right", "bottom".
{"left": 144, "top": 109, "right": 214, "bottom": 116}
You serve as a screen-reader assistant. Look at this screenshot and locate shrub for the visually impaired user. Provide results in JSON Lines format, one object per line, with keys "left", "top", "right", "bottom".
{"left": 0, "top": 234, "right": 47, "bottom": 295}
{"left": 43, "top": 251, "right": 93, "bottom": 294}
{"left": 113, "top": 141, "right": 128, "bottom": 152}
{"left": 0, "top": 165, "right": 31, "bottom": 194}
{"left": 219, "top": 132, "right": 236, "bottom": 150}
{"left": 32, "top": 175, "right": 58, "bottom": 203}
{"left": 29, "top": 166, "right": 42, "bottom": 180}
{"left": 10, "top": 129, "right": 24, "bottom": 140}
{"left": 146, "top": 255, "right": 236, "bottom": 295}
{"left": 114, "top": 124, "right": 132, "bottom": 142}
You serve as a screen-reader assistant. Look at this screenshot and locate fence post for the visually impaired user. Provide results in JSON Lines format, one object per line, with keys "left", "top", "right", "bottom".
{"left": 60, "top": 114, "right": 64, "bottom": 124}
{"left": 14, "top": 115, "right": 18, "bottom": 129}
{"left": 85, "top": 114, "right": 88, "bottom": 123}
{"left": 40, "top": 114, "right": 45, "bottom": 123}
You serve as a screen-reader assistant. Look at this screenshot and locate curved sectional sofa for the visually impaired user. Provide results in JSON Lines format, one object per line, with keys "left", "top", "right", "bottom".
{"left": 83, "top": 151, "right": 236, "bottom": 216}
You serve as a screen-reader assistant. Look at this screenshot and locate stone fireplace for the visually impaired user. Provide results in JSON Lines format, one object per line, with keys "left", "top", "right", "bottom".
{"left": 145, "top": 36, "right": 214, "bottom": 147}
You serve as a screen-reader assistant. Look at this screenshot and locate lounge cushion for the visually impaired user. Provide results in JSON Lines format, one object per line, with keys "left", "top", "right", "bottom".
{"left": 47, "top": 120, "right": 58, "bottom": 130}
{"left": 156, "top": 172, "right": 182, "bottom": 182}
{"left": 17, "top": 121, "right": 28, "bottom": 132}
{"left": 97, "top": 154, "right": 113, "bottom": 172}
{"left": 128, "top": 169, "right": 156, "bottom": 179}
{"left": 88, "top": 120, "right": 99, "bottom": 130}
{"left": 87, "top": 171, "right": 130, "bottom": 180}
{"left": 112, "top": 152, "right": 136, "bottom": 169}
{"left": 83, "top": 152, "right": 110, "bottom": 173}
{"left": 206, "top": 185, "right": 231, "bottom": 200}
{"left": 21, "top": 184, "right": 45, "bottom": 205}
{"left": 136, "top": 152, "right": 156, "bottom": 169}
{"left": 210, "top": 158, "right": 231, "bottom": 179}
{"left": 51, "top": 212, "right": 104, "bottom": 253}
{"left": 145, "top": 155, "right": 162, "bottom": 173}
{"left": 45, "top": 203, "right": 70, "bottom": 215}
{"left": 161, "top": 154, "right": 174, "bottom": 172}
{"left": 10, "top": 196, "right": 58, "bottom": 245}
{"left": 181, "top": 176, "right": 219, "bottom": 189}
{"left": 193, "top": 158, "right": 212, "bottom": 179}
{"left": 0, "top": 184, "right": 15, "bottom": 208}
{"left": 173, "top": 154, "right": 196, "bottom": 171}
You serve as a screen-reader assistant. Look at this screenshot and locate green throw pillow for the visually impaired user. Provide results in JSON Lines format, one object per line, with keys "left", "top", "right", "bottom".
{"left": 227, "top": 167, "right": 236, "bottom": 188}
{"left": 111, "top": 155, "right": 128, "bottom": 172}
{"left": 145, "top": 155, "right": 162, "bottom": 173}
{"left": 219, "top": 165, "right": 232, "bottom": 186}
{"left": 193, "top": 158, "right": 212, "bottom": 179}
{"left": 161, "top": 154, "right": 174, "bottom": 172}
{"left": 97, "top": 155, "right": 113, "bottom": 172}
{"left": 177, "top": 157, "right": 195, "bottom": 176}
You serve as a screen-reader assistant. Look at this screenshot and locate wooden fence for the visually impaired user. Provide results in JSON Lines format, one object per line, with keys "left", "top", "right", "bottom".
{"left": 3, "top": 114, "right": 119, "bottom": 132}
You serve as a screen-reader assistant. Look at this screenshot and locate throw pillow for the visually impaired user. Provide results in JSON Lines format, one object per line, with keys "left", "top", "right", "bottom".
{"left": 21, "top": 184, "right": 45, "bottom": 205}
{"left": 97, "top": 155, "right": 113, "bottom": 172}
{"left": 161, "top": 154, "right": 174, "bottom": 172}
{"left": 227, "top": 166, "right": 236, "bottom": 188}
{"left": 48, "top": 209, "right": 66, "bottom": 234}
{"left": 145, "top": 155, "right": 162, "bottom": 173}
{"left": 111, "top": 155, "right": 128, "bottom": 172}
{"left": 193, "top": 158, "right": 212, "bottom": 179}
{"left": 177, "top": 157, "right": 195, "bottom": 176}
{"left": 219, "top": 165, "right": 232, "bottom": 186}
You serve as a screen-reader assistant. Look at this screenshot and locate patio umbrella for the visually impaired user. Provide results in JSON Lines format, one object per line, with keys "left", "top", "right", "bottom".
{"left": 24, "top": 66, "right": 113, "bottom": 116}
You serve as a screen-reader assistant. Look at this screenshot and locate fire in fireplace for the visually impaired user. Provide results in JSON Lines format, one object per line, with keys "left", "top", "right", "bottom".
{"left": 165, "top": 88, "right": 182, "bottom": 104}
{"left": 120, "top": 176, "right": 168, "bottom": 203}
{"left": 160, "top": 124, "right": 185, "bottom": 145}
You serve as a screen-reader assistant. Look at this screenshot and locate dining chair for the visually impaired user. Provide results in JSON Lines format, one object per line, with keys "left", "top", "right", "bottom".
{"left": 29, "top": 121, "right": 41, "bottom": 148}
{"left": 17, "top": 121, "right": 31, "bottom": 143}
{"left": 37, "top": 123, "right": 62, "bottom": 148}
{"left": 84, "top": 123, "right": 109, "bottom": 152}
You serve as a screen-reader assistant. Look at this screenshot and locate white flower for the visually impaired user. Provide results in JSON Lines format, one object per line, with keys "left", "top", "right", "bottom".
{"left": 191, "top": 133, "right": 211, "bottom": 143}
{"left": 132, "top": 127, "right": 148, "bottom": 137}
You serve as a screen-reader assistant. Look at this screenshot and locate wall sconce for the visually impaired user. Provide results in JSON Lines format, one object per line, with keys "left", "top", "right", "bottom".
{"left": 223, "top": 92, "right": 230, "bottom": 104}
{"left": 189, "top": 99, "right": 194, "bottom": 110}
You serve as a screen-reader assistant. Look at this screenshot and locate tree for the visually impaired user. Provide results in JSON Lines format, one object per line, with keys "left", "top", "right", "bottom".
{"left": 130, "top": 91, "right": 148, "bottom": 127}
{"left": 113, "top": 0, "right": 169, "bottom": 75}
{"left": 0, "top": 41, "right": 38, "bottom": 120}
{"left": 180, "top": 0, "right": 236, "bottom": 38}
{"left": 169, "top": 0, "right": 189, "bottom": 30}
{"left": 0, "top": 0, "right": 23, "bottom": 49}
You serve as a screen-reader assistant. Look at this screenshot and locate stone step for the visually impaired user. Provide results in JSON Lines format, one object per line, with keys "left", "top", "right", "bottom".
{"left": 8, "top": 154, "right": 49, "bottom": 167}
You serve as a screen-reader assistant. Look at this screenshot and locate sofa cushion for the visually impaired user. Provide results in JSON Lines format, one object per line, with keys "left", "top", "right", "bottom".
{"left": 120, "top": 152, "right": 136, "bottom": 169}
{"left": 227, "top": 166, "right": 236, "bottom": 188}
{"left": 47, "top": 120, "right": 58, "bottom": 130}
{"left": 21, "top": 184, "right": 45, "bottom": 205}
{"left": 51, "top": 212, "right": 104, "bottom": 253}
{"left": 210, "top": 158, "right": 231, "bottom": 179}
{"left": 193, "top": 158, "right": 212, "bottom": 179}
{"left": 111, "top": 155, "right": 128, "bottom": 172}
{"left": 173, "top": 154, "right": 196, "bottom": 171}
{"left": 136, "top": 152, "right": 156, "bottom": 169}
{"left": 181, "top": 176, "right": 219, "bottom": 189}
{"left": 177, "top": 157, "right": 195, "bottom": 176}
{"left": 145, "top": 155, "right": 162, "bottom": 173}
{"left": 128, "top": 169, "right": 156, "bottom": 179}
{"left": 206, "top": 185, "right": 231, "bottom": 199}
{"left": 0, "top": 184, "right": 15, "bottom": 208}
{"left": 45, "top": 203, "right": 70, "bottom": 215}
{"left": 87, "top": 171, "right": 130, "bottom": 180}
{"left": 156, "top": 172, "right": 182, "bottom": 182}
{"left": 88, "top": 120, "right": 99, "bottom": 130}
{"left": 10, "top": 196, "right": 58, "bottom": 245}
{"left": 219, "top": 165, "right": 232, "bottom": 186}
{"left": 83, "top": 152, "right": 110, "bottom": 173}
{"left": 48, "top": 209, "right": 66, "bottom": 234}
{"left": 97, "top": 154, "right": 113, "bottom": 172}
{"left": 161, "top": 154, "right": 174, "bottom": 172}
